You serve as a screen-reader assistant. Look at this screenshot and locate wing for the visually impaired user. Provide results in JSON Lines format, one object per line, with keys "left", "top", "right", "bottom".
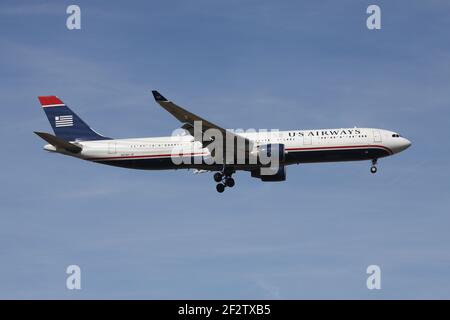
{"left": 151, "top": 90, "right": 253, "bottom": 162}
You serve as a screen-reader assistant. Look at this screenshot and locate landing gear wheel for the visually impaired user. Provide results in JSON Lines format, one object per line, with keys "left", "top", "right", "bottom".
{"left": 224, "top": 177, "right": 235, "bottom": 188}
{"left": 216, "top": 183, "right": 225, "bottom": 193}
{"left": 370, "top": 166, "right": 377, "bottom": 174}
{"left": 213, "top": 172, "right": 223, "bottom": 182}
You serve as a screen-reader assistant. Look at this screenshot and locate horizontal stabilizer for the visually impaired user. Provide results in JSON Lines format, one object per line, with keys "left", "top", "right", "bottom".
{"left": 34, "top": 131, "right": 82, "bottom": 153}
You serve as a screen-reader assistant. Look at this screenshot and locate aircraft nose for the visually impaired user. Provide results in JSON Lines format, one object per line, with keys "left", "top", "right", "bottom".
{"left": 399, "top": 137, "right": 412, "bottom": 151}
{"left": 403, "top": 138, "right": 412, "bottom": 149}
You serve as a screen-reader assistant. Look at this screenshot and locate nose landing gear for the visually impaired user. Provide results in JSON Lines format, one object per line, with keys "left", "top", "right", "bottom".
{"left": 224, "top": 177, "right": 235, "bottom": 187}
{"left": 213, "top": 172, "right": 223, "bottom": 182}
{"left": 213, "top": 167, "right": 235, "bottom": 192}
{"left": 370, "top": 159, "right": 378, "bottom": 174}
{"left": 216, "top": 183, "right": 225, "bottom": 193}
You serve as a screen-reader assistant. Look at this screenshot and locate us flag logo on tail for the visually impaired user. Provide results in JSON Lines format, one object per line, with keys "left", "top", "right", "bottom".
{"left": 55, "top": 115, "right": 73, "bottom": 127}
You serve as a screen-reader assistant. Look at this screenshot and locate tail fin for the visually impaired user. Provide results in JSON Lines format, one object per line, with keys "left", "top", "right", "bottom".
{"left": 38, "top": 96, "right": 110, "bottom": 141}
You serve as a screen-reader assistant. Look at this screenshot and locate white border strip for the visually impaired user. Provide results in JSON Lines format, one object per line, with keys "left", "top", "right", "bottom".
{"left": 42, "top": 104, "right": 65, "bottom": 108}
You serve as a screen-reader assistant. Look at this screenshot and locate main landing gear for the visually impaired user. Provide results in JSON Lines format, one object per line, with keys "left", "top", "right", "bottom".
{"left": 214, "top": 167, "right": 235, "bottom": 193}
{"left": 370, "top": 159, "right": 378, "bottom": 174}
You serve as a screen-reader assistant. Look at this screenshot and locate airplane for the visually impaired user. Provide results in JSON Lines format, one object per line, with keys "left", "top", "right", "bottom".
{"left": 34, "top": 91, "right": 411, "bottom": 193}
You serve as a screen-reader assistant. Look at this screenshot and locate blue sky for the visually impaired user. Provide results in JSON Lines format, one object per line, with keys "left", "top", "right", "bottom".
{"left": 0, "top": 0, "right": 449, "bottom": 299}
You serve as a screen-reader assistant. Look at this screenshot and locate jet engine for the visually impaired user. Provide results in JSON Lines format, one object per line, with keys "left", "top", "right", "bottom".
{"left": 251, "top": 165, "right": 286, "bottom": 182}
{"left": 255, "top": 143, "right": 286, "bottom": 165}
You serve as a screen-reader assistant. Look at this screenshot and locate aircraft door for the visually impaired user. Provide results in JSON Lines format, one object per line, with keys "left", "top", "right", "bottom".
{"left": 373, "top": 130, "right": 382, "bottom": 143}
{"left": 108, "top": 142, "right": 116, "bottom": 154}
{"left": 303, "top": 134, "right": 312, "bottom": 145}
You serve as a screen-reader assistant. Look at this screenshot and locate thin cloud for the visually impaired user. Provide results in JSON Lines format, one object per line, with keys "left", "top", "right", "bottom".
{"left": 0, "top": 3, "right": 62, "bottom": 16}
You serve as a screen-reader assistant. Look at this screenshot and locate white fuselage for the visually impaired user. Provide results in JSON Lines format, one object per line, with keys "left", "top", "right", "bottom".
{"left": 45, "top": 127, "right": 411, "bottom": 171}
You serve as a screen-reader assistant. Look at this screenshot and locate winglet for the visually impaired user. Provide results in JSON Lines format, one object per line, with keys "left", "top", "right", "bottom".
{"left": 152, "top": 90, "right": 168, "bottom": 102}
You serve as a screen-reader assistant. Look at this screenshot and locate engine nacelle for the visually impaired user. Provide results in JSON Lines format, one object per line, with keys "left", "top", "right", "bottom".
{"left": 255, "top": 143, "right": 286, "bottom": 165}
{"left": 251, "top": 166, "right": 286, "bottom": 182}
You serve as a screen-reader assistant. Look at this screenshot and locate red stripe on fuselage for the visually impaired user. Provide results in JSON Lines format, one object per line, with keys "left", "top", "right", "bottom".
{"left": 88, "top": 152, "right": 207, "bottom": 161}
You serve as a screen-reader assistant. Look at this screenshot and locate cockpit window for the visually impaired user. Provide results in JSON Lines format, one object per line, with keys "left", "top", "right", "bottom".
{"left": 392, "top": 133, "right": 401, "bottom": 138}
